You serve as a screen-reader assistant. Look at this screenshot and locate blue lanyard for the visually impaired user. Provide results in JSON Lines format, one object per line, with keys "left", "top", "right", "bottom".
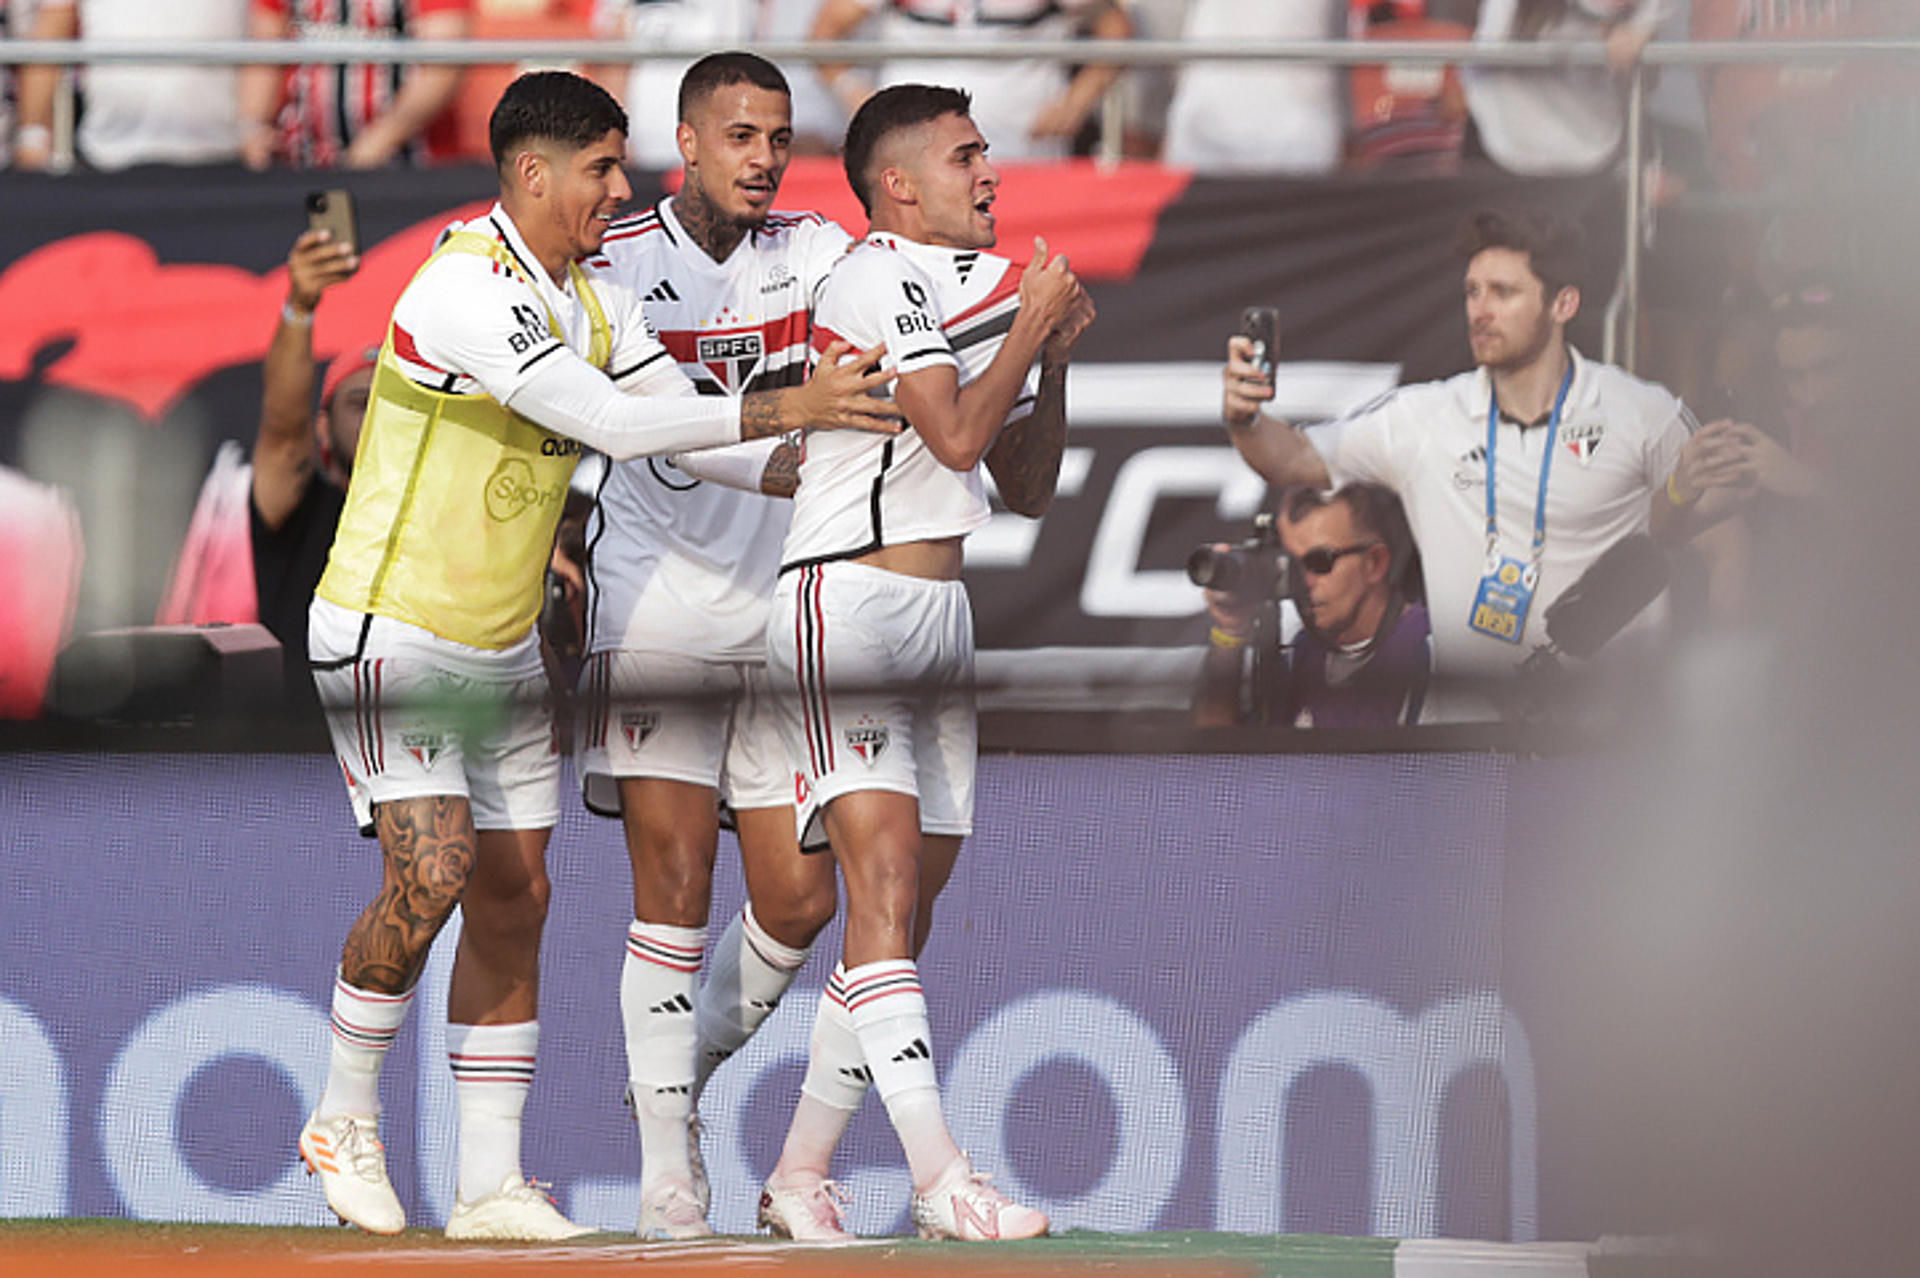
{"left": 1484, "top": 359, "right": 1576, "bottom": 566}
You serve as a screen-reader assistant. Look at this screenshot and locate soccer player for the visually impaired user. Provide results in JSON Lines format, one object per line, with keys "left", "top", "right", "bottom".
{"left": 296, "top": 69, "right": 896, "bottom": 1241}
{"left": 758, "top": 83, "right": 1094, "bottom": 1242}
{"left": 574, "top": 51, "right": 853, "bottom": 1240}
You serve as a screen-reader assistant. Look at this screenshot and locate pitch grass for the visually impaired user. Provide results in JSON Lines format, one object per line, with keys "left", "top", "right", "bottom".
{"left": 0, "top": 1219, "right": 1398, "bottom": 1277}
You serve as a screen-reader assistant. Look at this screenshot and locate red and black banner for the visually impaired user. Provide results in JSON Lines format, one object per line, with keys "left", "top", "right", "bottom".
{"left": 0, "top": 160, "right": 1618, "bottom": 650}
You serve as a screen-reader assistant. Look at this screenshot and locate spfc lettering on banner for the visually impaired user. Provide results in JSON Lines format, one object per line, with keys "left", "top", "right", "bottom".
{"left": 846, "top": 717, "right": 889, "bottom": 765}
{"left": 697, "top": 331, "right": 765, "bottom": 394}
{"left": 621, "top": 710, "right": 661, "bottom": 751}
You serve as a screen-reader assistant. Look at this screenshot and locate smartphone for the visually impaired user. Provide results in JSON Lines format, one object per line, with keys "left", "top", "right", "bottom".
{"left": 1239, "top": 306, "right": 1279, "bottom": 381}
{"left": 305, "top": 188, "right": 359, "bottom": 256}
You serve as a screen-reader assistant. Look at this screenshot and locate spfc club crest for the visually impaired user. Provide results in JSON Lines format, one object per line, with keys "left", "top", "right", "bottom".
{"left": 1562, "top": 420, "right": 1605, "bottom": 465}
{"left": 845, "top": 717, "right": 889, "bottom": 765}
{"left": 621, "top": 710, "right": 661, "bottom": 750}
{"left": 697, "top": 330, "right": 765, "bottom": 394}
{"left": 401, "top": 730, "right": 446, "bottom": 769}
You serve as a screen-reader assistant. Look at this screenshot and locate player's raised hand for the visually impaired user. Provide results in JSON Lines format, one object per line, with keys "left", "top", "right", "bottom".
{"left": 791, "top": 341, "right": 904, "bottom": 434}
{"left": 1223, "top": 334, "right": 1277, "bottom": 429}
{"left": 1018, "top": 237, "right": 1082, "bottom": 335}
{"left": 1044, "top": 291, "right": 1097, "bottom": 363}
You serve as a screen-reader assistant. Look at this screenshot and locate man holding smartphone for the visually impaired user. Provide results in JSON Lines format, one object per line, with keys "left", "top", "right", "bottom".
{"left": 296, "top": 70, "right": 899, "bottom": 1241}
{"left": 248, "top": 212, "right": 371, "bottom": 714}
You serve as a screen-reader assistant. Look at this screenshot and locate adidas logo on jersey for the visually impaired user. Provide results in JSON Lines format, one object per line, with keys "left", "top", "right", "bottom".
{"left": 643, "top": 279, "right": 681, "bottom": 304}
{"left": 954, "top": 252, "right": 979, "bottom": 283}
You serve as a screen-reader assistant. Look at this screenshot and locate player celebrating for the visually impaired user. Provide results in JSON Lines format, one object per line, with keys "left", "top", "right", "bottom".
{"left": 759, "top": 84, "right": 1094, "bottom": 1242}
{"left": 575, "top": 52, "right": 853, "bottom": 1240}
{"left": 297, "top": 70, "right": 896, "bottom": 1241}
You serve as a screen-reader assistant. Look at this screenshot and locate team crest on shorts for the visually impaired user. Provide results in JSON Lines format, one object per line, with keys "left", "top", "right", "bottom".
{"left": 401, "top": 731, "right": 446, "bottom": 769}
{"left": 1562, "top": 420, "right": 1605, "bottom": 465}
{"left": 845, "top": 716, "right": 889, "bottom": 765}
{"left": 621, "top": 710, "right": 661, "bottom": 750}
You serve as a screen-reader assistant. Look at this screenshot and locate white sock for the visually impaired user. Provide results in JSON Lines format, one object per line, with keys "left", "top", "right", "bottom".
{"left": 446, "top": 1020, "right": 537, "bottom": 1204}
{"left": 773, "top": 965, "right": 868, "bottom": 1181}
{"left": 316, "top": 970, "right": 414, "bottom": 1120}
{"left": 843, "top": 959, "right": 962, "bottom": 1190}
{"left": 622, "top": 919, "right": 705, "bottom": 1187}
{"left": 693, "top": 903, "right": 810, "bottom": 1103}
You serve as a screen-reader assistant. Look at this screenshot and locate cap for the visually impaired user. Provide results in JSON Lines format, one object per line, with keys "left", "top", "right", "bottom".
{"left": 320, "top": 343, "right": 381, "bottom": 410}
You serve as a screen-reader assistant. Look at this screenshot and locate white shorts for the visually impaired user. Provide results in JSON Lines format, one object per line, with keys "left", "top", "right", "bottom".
{"left": 766, "top": 561, "right": 976, "bottom": 850}
{"left": 308, "top": 597, "right": 560, "bottom": 834}
{"left": 575, "top": 651, "right": 792, "bottom": 816}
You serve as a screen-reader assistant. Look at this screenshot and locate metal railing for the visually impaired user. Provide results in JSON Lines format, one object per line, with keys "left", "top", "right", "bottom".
{"left": 8, "top": 36, "right": 1919, "bottom": 371}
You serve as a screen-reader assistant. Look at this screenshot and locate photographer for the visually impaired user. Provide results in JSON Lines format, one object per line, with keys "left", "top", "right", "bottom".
{"left": 1195, "top": 484, "right": 1431, "bottom": 728}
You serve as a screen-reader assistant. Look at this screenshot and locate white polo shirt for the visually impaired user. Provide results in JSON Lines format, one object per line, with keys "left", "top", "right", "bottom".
{"left": 1305, "top": 348, "right": 1692, "bottom": 682}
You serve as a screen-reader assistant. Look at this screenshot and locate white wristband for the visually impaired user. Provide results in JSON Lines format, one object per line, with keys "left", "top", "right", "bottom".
{"left": 16, "top": 124, "right": 52, "bottom": 153}
{"left": 281, "top": 301, "right": 314, "bottom": 326}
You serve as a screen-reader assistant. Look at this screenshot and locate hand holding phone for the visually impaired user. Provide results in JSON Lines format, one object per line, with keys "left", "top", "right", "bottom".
{"left": 1239, "top": 306, "right": 1279, "bottom": 382}
{"left": 305, "top": 188, "right": 359, "bottom": 258}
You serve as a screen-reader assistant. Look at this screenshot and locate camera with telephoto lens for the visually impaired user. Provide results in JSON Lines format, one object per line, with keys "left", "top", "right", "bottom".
{"left": 1187, "top": 511, "right": 1295, "bottom": 602}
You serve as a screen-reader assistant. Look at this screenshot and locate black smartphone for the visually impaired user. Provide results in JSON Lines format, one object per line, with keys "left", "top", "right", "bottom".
{"left": 305, "top": 188, "right": 359, "bottom": 256}
{"left": 1239, "top": 306, "right": 1279, "bottom": 381}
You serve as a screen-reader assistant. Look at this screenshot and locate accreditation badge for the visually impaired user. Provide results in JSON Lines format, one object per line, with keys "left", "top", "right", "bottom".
{"left": 1468, "top": 555, "right": 1535, "bottom": 644}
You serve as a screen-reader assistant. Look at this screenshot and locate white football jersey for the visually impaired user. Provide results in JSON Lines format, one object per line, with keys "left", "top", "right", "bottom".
{"left": 780, "top": 233, "right": 1034, "bottom": 571}
{"left": 584, "top": 197, "right": 852, "bottom": 661}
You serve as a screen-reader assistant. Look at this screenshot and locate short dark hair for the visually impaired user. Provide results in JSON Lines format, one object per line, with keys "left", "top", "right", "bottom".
{"left": 489, "top": 71, "right": 628, "bottom": 171}
{"left": 1282, "top": 482, "right": 1415, "bottom": 587}
{"left": 678, "top": 51, "right": 791, "bottom": 121}
{"left": 1456, "top": 207, "right": 1587, "bottom": 300}
{"left": 842, "top": 83, "right": 973, "bottom": 215}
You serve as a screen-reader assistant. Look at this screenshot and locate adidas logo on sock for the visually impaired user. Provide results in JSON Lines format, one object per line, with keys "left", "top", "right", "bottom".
{"left": 643, "top": 279, "right": 681, "bottom": 303}
{"left": 648, "top": 993, "right": 694, "bottom": 1015}
{"left": 841, "top": 1064, "right": 874, "bottom": 1084}
{"left": 892, "top": 1038, "right": 931, "bottom": 1063}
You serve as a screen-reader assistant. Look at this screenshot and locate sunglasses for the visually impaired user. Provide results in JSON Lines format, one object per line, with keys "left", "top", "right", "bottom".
{"left": 1296, "top": 542, "right": 1380, "bottom": 575}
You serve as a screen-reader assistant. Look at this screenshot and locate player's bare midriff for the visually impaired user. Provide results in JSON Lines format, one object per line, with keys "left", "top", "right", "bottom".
{"left": 854, "top": 536, "right": 964, "bottom": 581}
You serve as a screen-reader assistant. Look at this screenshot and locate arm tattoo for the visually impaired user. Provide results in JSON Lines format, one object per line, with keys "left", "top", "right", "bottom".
{"left": 987, "top": 363, "right": 1069, "bottom": 517}
{"left": 341, "top": 796, "right": 474, "bottom": 993}
{"left": 761, "top": 438, "right": 802, "bottom": 498}
{"left": 740, "top": 391, "right": 784, "bottom": 441}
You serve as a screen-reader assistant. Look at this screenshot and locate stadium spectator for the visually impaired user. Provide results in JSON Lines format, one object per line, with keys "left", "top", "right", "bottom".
{"left": 806, "top": 0, "right": 1135, "bottom": 161}
{"left": 1221, "top": 207, "right": 1758, "bottom": 717}
{"left": 239, "top": 0, "right": 473, "bottom": 169}
{"left": 0, "top": 464, "right": 83, "bottom": 719}
{"left": 1162, "top": 0, "right": 1343, "bottom": 175}
{"left": 152, "top": 228, "right": 370, "bottom": 716}
{"left": 1461, "top": 0, "right": 1658, "bottom": 176}
{"left": 573, "top": 50, "right": 846, "bottom": 1241}
{"left": 1341, "top": 0, "right": 1473, "bottom": 174}
{"left": 12, "top": 1, "right": 248, "bottom": 172}
{"left": 1195, "top": 483, "right": 1432, "bottom": 727}
{"left": 252, "top": 229, "right": 372, "bottom": 709}
{"left": 291, "top": 69, "right": 897, "bottom": 1241}
{"left": 758, "top": 83, "right": 1092, "bottom": 1241}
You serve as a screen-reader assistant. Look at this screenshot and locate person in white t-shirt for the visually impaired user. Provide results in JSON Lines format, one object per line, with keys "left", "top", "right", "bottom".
{"left": 293, "top": 70, "right": 898, "bottom": 1244}
{"left": 1221, "top": 206, "right": 1759, "bottom": 714}
{"left": 573, "top": 51, "right": 853, "bottom": 1241}
{"left": 12, "top": 0, "right": 246, "bottom": 171}
{"left": 757, "top": 83, "right": 1093, "bottom": 1242}
{"left": 807, "top": 0, "right": 1135, "bottom": 161}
